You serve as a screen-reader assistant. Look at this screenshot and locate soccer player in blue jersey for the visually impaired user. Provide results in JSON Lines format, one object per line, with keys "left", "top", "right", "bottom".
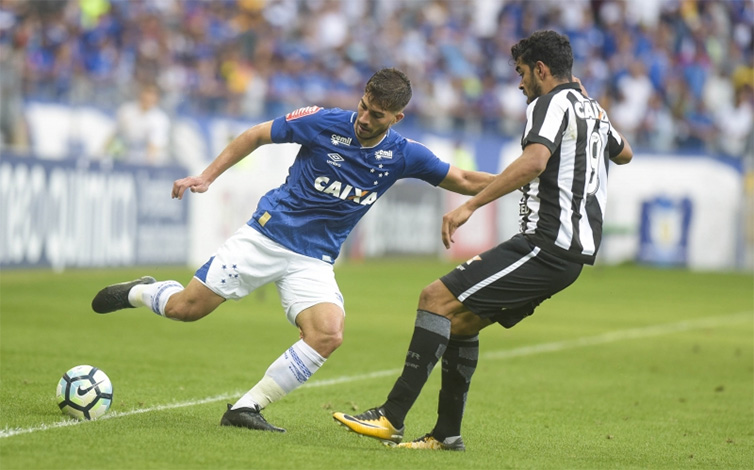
{"left": 91, "top": 68, "right": 494, "bottom": 432}
{"left": 333, "top": 32, "right": 633, "bottom": 451}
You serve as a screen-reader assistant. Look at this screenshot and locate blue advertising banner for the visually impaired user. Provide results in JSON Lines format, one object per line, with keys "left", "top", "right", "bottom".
{"left": 637, "top": 196, "right": 693, "bottom": 267}
{"left": 0, "top": 155, "right": 189, "bottom": 269}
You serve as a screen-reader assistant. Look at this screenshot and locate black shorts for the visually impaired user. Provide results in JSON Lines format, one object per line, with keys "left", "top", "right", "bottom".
{"left": 440, "top": 234, "right": 583, "bottom": 328}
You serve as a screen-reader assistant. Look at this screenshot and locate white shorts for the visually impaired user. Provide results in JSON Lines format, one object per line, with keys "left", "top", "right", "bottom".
{"left": 193, "top": 224, "right": 345, "bottom": 326}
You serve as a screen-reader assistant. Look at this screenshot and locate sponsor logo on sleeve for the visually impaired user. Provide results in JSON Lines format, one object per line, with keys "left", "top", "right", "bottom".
{"left": 285, "top": 106, "right": 322, "bottom": 121}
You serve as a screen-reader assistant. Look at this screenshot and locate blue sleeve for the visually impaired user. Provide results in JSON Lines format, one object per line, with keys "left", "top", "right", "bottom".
{"left": 270, "top": 106, "right": 325, "bottom": 145}
{"left": 401, "top": 139, "right": 450, "bottom": 186}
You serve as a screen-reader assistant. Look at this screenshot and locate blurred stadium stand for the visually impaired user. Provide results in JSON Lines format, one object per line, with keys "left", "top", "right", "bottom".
{"left": 0, "top": 0, "right": 752, "bottom": 271}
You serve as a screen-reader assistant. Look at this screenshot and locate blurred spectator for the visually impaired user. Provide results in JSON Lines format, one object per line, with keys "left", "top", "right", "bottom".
{"left": 0, "top": 2, "right": 28, "bottom": 151}
{"left": 105, "top": 83, "right": 170, "bottom": 164}
{"left": 639, "top": 91, "right": 676, "bottom": 152}
{"left": 678, "top": 96, "right": 718, "bottom": 152}
{"left": 1, "top": 0, "right": 752, "bottom": 159}
{"left": 611, "top": 60, "right": 654, "bottom": 143}
{"left": 714, "top": 84, "right": 754, "bottom": 161}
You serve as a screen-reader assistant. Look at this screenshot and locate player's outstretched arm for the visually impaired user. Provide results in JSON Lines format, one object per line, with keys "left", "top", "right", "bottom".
{"left": 172, "top": 120, "right": 275, "bottom": 200}
{"left": 438, "top": 166, "right": 496, "bottom": 196}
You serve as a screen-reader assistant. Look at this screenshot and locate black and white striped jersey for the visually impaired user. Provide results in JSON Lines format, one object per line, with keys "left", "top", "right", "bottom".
{"left": 519, "top": 82, "right": 625, "bottom": 265}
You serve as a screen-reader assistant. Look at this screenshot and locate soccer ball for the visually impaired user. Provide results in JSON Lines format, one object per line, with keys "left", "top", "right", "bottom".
{"left": 56, "top": 365, "right": 113, "bottom": 420}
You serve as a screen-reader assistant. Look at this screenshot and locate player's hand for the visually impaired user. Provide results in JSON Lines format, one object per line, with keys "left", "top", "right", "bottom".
{"left": 572, "top": 75, "right": 589, "bottom": 97}
{"left": 441, "top": 204, "right": 474, "bottom": 249}
{"left": 171, "top": 176, "right": 210, "bottom": 199}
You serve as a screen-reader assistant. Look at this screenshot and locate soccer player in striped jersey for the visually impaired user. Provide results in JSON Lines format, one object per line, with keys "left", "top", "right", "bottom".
{"left": 91, "top": 68, "right": 494, "bottom": 433}
{"left": 334, "top": 31, "right": 633, "bottom": 451}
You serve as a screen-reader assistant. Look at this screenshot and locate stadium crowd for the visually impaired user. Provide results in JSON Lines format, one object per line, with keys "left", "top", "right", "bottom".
{"left": 1, "top": 0, "right": 752, "bottom": 160}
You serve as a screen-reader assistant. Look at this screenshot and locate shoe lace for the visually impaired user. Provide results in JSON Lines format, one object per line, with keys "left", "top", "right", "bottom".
{"left": 232, "top": 404, "right": 267, "bottom": 419}
{"left": 353, "top": 407, "right": 384, "bottom": 421}
{"left": 247, "top": 406, "right": 272, "bottom": 422}
{"left": 414, "top": 433, "right": 435, "bottom": 443}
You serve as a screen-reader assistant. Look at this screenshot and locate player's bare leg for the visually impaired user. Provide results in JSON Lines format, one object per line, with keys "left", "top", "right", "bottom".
{"left": 93, "top": 275, "right": 225, "bottom": 320}
{"left": 161, "top": 278, "right": 225, "bottom": 321}
{"left": 222, "top": 302, "right": 344, "bottom": 432}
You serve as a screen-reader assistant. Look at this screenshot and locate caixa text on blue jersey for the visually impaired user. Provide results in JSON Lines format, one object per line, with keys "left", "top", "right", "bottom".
{"left": 313, "top": 176, "right": 379, "bottom": 205}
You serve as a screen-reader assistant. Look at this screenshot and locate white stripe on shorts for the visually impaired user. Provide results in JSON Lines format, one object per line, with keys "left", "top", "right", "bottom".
{"left": 456, "top": 246, "right": 541, "bottom": 302}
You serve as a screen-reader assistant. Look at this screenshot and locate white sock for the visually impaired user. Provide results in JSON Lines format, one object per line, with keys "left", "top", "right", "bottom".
{"left": 128, "top": 280, "right": 184, "bottom": 316}
{"left": 232, "top": 339, "right": 326, "bottom": 411}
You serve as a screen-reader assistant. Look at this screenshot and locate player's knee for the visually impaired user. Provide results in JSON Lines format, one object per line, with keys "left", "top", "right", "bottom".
{"left": 327, "top": 331, "right": 344, "bottom": 354}
{"left": 417, "top": 281, "right": 440, "bottom": 308}
{"left": 296, "top": 305, "right": 344, "bottom": 357}
{"left": 324, "top": 327, "right": 344, "bottom": 353}
{"left": 417, "top": 280, "right": 455, "bottom": 314}
{"left": 309, "top": 330, "right": 342, "bottom": 358}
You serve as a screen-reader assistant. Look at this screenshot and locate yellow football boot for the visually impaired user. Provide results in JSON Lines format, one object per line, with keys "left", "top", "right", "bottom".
{"left": 332, "top": 407, "right": 404, "bottom": 445}
{"left": 397, "top": 433, "right": 466, "bottom": 451}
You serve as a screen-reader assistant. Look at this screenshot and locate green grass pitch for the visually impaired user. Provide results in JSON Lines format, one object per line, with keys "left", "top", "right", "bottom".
{"left": 1, "top": 260, "right": 752, "bottom": 469}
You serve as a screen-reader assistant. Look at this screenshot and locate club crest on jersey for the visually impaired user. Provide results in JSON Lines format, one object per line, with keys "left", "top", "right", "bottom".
{"left": 331, "top": 134, "right": 352, "bottom": 146}
{"left": 327, "top": 153, "right": 344, "bottom": 167}
{"left": 313, "top": 176, "right": 378, "bottom": 206}
{"left": 374, "top": 150, "right": 393, "bottom": 160}
{"left": 285, "top": 106, "right": 322, "bottom": 121}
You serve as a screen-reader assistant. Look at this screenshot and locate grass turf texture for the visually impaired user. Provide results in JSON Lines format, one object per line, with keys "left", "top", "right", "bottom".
{"left": 0, "top": 261, "right": 752, "bottom": 469}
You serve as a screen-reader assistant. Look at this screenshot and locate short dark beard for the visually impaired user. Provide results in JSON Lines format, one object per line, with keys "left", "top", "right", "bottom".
{"left": 527, "top": 80, "right": 543, "bottom": 104}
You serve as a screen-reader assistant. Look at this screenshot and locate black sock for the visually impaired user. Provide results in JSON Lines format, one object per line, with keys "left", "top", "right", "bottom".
{"left": 431, "top": 334, "right": 479, "bottom": 440}
{"left": 382, "top": 310, "right": 450, "bottom": 428}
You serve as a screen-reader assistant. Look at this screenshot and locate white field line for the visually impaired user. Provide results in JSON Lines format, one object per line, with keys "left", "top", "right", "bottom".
{"left": 1, "top": 311, "right": 750, "bottom": 440}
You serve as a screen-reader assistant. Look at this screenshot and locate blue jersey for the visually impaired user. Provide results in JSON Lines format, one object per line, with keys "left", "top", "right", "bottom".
{"left": 247, "top": 106, "right": 450, "bottom": 263}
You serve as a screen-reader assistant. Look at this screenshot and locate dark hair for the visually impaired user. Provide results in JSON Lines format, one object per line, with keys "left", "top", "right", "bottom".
{"left": 364, "top": 68, "right": 412, "bottom": 112}
{"left": 511, "top": 31, "right": 573, "bottom": 80}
